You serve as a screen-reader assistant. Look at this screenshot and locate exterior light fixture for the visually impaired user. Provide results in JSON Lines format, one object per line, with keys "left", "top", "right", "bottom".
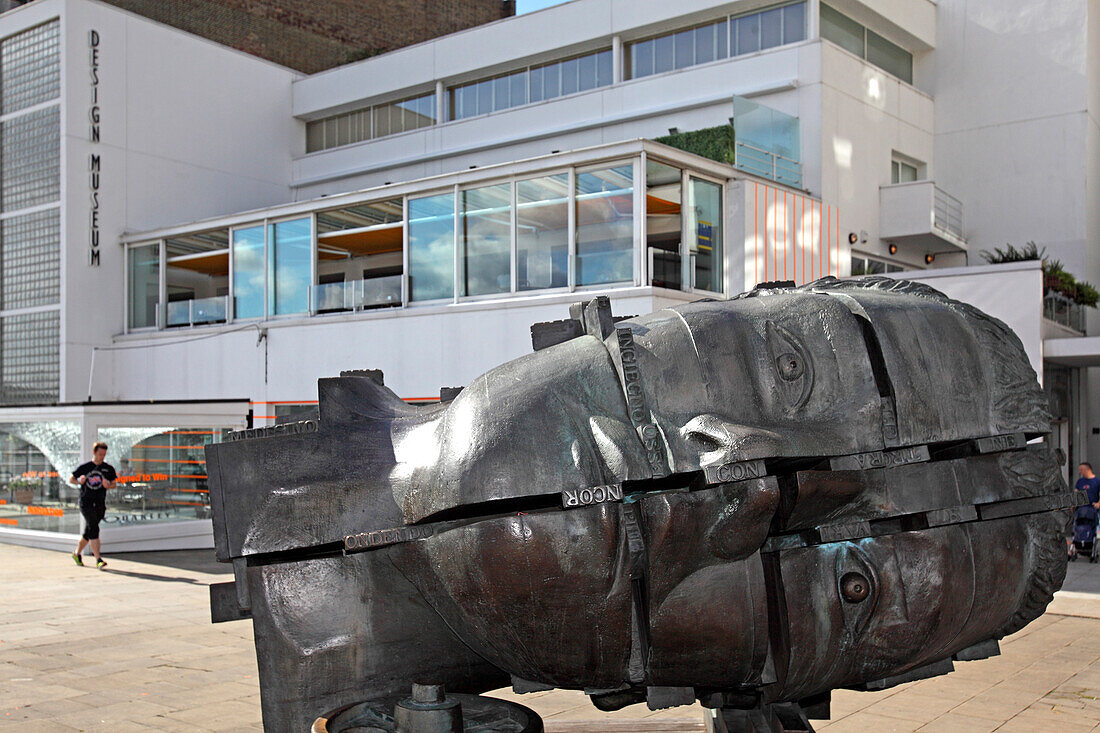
{"left": 848, "top": 232, "right": 858, "bottom": 244}
{"left": 888, "top": 244, "right": 898, "bottom": 255}
{"left": 925, "top": 253, "right": 935, "bottom": 265}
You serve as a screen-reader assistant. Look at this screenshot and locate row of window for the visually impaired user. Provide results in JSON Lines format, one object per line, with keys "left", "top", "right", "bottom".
{"left": 305, "top": 92, "right": 435, "bottom": 152}
{"left": 850, "top": 255, "right": 904, "bottom": 275}
{"left": 127, "top": 157, "right": 726, "bottom": 329}
{"left": 307, "top": 0, "right": 829, "bottom": 153}
{"left": 820, "top": 4, "right": 912, "bottom": 84}
{"left": 627, "top": 2, "right": 805, "bottom": 80}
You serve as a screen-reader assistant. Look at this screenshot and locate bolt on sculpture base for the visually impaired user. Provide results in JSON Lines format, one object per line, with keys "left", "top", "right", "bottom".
{"left": 207, "top": 277, "right": 1074, "bottom": 733}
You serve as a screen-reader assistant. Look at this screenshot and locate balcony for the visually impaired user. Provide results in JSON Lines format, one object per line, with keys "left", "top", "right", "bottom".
{"left": 879, "top": 181, "right": 966, "bottom": 252}
{"left": 733, "top": 142, "right": 802, "bottom": 188}
{"left": 309, "top": 275, "right": 402, "bottom": 313}
{"left": 1043, "top": 290, "right": 1086, "bottom": 334}
{"left": 165, "top": 295, "right": 228, "bottom": 327}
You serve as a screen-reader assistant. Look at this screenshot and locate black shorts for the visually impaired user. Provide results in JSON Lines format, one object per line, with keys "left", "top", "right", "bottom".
{"left": 79, "top": 498, "right": 106, "bottom": 540}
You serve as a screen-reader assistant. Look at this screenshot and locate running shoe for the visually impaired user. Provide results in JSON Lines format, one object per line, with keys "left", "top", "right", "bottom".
{"left": 96, "top": 559, "right": 107, "bottom": 570}
{"left": 71, "top": 552, "right": 83, "bottom": 566}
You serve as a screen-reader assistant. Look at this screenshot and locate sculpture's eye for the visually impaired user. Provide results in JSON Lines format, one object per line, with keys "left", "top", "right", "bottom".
{"left": 765, "top": 321, "right": 813, "bottom": 410}
{"left": 840, "top": 572, "right": 870, "bottom": 603}
{"left": 776, "top": 353, "right": 804, "bottom": 381}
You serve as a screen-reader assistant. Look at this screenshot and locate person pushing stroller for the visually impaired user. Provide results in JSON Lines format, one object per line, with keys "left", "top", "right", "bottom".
{"left": 1070, "top": 462, "right": 1100, "bottom": 561}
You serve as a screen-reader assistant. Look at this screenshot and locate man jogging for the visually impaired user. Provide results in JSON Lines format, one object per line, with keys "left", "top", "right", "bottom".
{"left": 70, "top": 441, "right": 117, "bottom": 569}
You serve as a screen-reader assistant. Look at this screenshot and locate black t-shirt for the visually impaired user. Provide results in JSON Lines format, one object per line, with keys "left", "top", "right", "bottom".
{"left": 72, "top": 461, "right": 117, "bottom": 502}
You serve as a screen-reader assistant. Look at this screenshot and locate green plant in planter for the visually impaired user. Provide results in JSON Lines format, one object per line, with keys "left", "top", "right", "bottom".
{"left": 980, "top": 242, "right": 1098, "bottom": 308}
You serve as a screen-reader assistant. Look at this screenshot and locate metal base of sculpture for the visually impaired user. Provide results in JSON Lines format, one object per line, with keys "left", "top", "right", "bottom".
{"left": 208, "top": 277, "right": 1073, "bottom": 733}
{"left": 313, "top": 685, "right": 543, "bottom": 733}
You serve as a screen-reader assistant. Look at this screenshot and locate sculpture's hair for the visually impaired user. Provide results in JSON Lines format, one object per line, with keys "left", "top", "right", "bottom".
{"left": 740, "top": 276, "right": 1052, "bottom": 436}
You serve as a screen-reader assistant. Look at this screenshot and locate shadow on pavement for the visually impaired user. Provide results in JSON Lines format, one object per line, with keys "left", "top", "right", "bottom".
{"left": 1063, "top": 555, "right": 1100, "bottom": 594}
{"left": 110, "top": 549, "right": 232, "bottom": 576}
{"left": 101, "top": 567, "right": 208, "bottom": 585}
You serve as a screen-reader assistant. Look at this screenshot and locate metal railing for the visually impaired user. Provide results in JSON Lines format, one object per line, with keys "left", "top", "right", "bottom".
{"left": 165, "top": 295, "right": 228, "bottom": 327}
{"left": 309, "top": 275, "right": 402, "bottom": 313}
{"left": 933, "top": 186, "right": 964, "bottom": 239}
{"left": 734, "top": 142, "right": 802, "bottom": 188}
{"left": 1043, "top": 290, "right": 1086, "bottom": 333}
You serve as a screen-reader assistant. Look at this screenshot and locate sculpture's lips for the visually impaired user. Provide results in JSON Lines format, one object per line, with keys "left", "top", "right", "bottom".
{"left": 206, "top": 277, "right": 1070, "bottom": 732}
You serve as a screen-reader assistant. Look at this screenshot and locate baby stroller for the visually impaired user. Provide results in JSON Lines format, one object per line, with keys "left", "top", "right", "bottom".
{"left": 1070, "top": 504, "right": 1099, "bottom": 562}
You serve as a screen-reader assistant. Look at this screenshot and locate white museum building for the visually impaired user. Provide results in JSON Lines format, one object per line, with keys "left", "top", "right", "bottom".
{"left": 0, "top": 0, "right": 1096, "bottom": 550}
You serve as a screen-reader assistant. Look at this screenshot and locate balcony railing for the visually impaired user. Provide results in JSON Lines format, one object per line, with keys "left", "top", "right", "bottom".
{"left": 933, "top": 187, "right": 964, "bottom": 240}
{"left": 733, "top": 142, "right": 802, "bottom": 188}
{"left": 165, "top": 295, "right": 228, "bottom": 327}
{"left": 309, "top": 275, "right": 402, "bottom": 313}
{"left": 1044, "top": 290, "right": 1086, "bottom": 333}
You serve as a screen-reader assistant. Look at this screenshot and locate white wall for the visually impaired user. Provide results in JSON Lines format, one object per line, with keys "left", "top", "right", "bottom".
{"left": 54, "top": 0, "right": 301, "bottom": 403}
{"left": 899, "top": 261, "right": 1044, "bottom": 377}
{"left": 105, "top": 290, "right": 696, "bottom": 406}
{"left": 817, "top": 42, "right": 934, "bottom": 273}
{"left": 933, "top": 0, "right": 1090, "bottom": 276}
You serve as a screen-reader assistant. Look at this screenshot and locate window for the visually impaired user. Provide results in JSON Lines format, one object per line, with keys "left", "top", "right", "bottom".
{"left": 459, "top": 184, "right": 512, "bottom": 296}
{"left": 851, "top": 255, "right": 904, "bottom": 275}
{"left": 687, "top": 178, "right": 722, "bottom": 292}
{"left": 3, "top": 208, "right": 59, "bottom": 311}
{"left": 1, "top": 21, "right": 59, "bottom": 114}
{"left": 575, "top": 164, "right": 634, "bottom": 286}
{"left": 891, "top": 159, "right": 919, "bottom": 184}
{"left": 2, "top": 105, "right": 59, "bottom": 212}
{"left": 451, "top": 48, "right": 612, "bottom": 120}
{"left": 306, "top": 92, "right": 436, "bottom": 152}
{"left": 268, "top": 218, "right": 311, "bottom": 316}
{"left": 1, "top": 310, "right": 59, "bottom": 404}
{"left": 628, "top": 3, "right": 804, "bottom": 80}
{"left": 128, "top": 243, "right": 160, "bottom": 330}
{"left": 408, "top": 193, "right": 456, "bottom": 301}
{"left": 516, "top": 174, "right": 568, "bottom": 291}
{"left": 646, "top": 161, "right": 682, "bottom": 290}
{"left": 232, "top": 225, "right": 265, "bottom": 319}
{"left": 315, "top": 200, "right": 404, "bottom": 311}
{"left": 165, "top": 230, "right": 229, "bottom": 327}
{"left": 821, "top": 4, "right": 912, "bottom": 84}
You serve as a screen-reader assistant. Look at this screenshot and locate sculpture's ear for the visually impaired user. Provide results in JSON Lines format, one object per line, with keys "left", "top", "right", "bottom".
{"left": 318, "top": 371, "right": 416, "bottom": 426}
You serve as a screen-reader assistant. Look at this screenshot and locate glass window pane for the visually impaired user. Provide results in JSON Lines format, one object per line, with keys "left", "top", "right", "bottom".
{"left": 409, "top": 193, "right": 455, "bottom": 301}
{"left": 529, "top": 66, "right": 545, "bottom": 102}
{"left": 373, "top": 105, "right": 391, "bottom": 138}
{"left": 654, "top": 34, "right": 674, "bottom": 74}
{"left": 232, "top": 225, "right": 265, "bottom": 319}
{"left": 306, "top": 121, "right": 324, "bottom": 152}
{"left": 510, "top": 71, "right": 527, "bottom": 107}
{"left": 128, "top": 244, "right": 159, "bottom": 329}
{"left": 688, "top": 178, "right": 722, "bottom": 292}
{"left": 630, "top": 39, "right": 654, "bottom": 79}
{"left": 891, "top": 160, "right": 900, "bottom": 184}
{"left": 867, "top": 29, "right": 913, "bottom": 83}
{"left": 899, "top": 162, "right": 918, "bottom": 182}
{"left": 867, "top": 258, "right": 886, "bottom": 274}
{"left": 517, "top": 174, "right": 569, "bottom": 291}
{"left": 760, "top": 8, "right": 783, "bottom": 50}
{"left": 4, "top": 208, "right": 59, "bottom": 311}
{"left": 268, "top": 218, "right": 311, "bottom": 316}
{"left": 2, "top": 105, "right": 59, "bottom": 212}
{"left": 1, "top": 21, "right": 59, "bottom": 115}
{"left": 596, "top": 49, "right": 613, "bottom": 86}
{"left": 821, "top": 4, "right": 865, "bottom": 57}
{"left": 578, "top": 52, "right": 597, "bottom": 91}
{"left": 460, "top": 184, "right": 511, "bottom": 296}
{"left": 674, "top": 29, "right": 694, "bottom": 69}
{"left": 543, "top": 62, "right": 561, "bottom": 98}
{"left": 493, "top": 75, "right": 510, "bottom": 111}
{"left": 717, "top": 19, "right": 729, "bottom": 59}
{"left": 1, "top": 311, "right": 58, "bottom": 403}
{"left": 783, "top": 3, "right": 806, "bottom": 44}
{"left": 695, "top": 23, "right": 716, "bottom": 65}
{"left": 477, "top": 80, "right": 492, "bottom": 115}
{"left": 576, "top": 165, "right": 634, "bottom": 286}
{"left": 646, "top": 161, "right": 682, "bottom": 290}
{"left": 851, "top": 257, "right": 867, "bottom": 276}
{"left": 561, "top": 57, "right": 579, "bottom": 95}
{"left": 736, "top": 15, "right": 760, "bottom": 56}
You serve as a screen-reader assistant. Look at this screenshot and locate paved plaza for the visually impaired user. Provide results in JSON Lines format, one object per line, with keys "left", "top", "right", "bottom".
{"left": 2, "top": 544, "right": 1100, "bottom": 732}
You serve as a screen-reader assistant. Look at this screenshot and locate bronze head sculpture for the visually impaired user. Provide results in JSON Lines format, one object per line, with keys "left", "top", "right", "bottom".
{"left": 207, "top": 277, "right": 1073, "bottom": 733}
